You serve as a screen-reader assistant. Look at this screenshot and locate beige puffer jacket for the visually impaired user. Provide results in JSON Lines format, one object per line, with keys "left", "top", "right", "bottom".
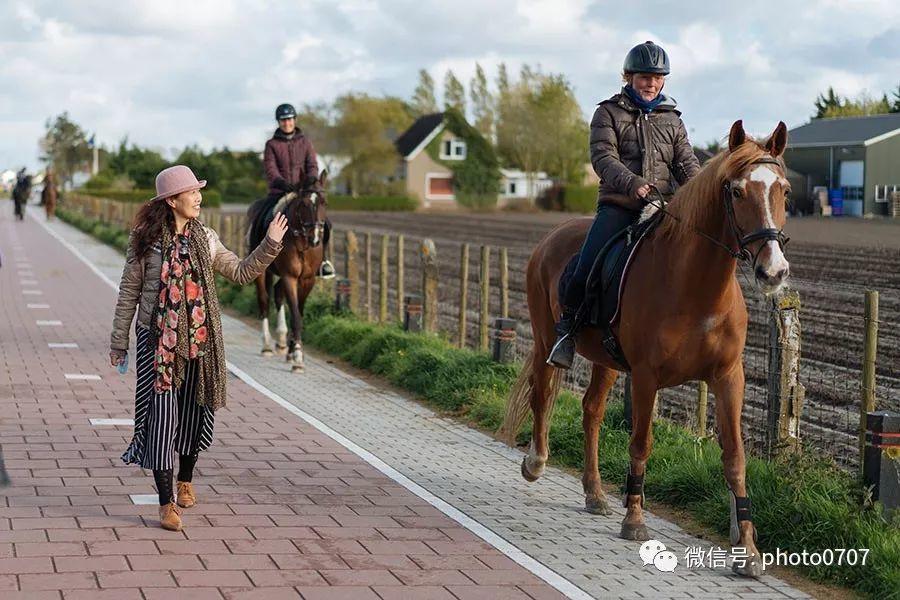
{"left": 109, "top": 224, "right": 282, "bottom": 351}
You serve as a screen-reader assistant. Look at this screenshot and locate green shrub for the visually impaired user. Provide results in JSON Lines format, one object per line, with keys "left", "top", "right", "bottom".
{"left": 75, "top": 188, "right": 222, "bottom": 207}
{"left": 562, "top": 185, "right": 597, "bottom": 213}
{"left": 221, "top": 177, "right": 267, "bottom": 203}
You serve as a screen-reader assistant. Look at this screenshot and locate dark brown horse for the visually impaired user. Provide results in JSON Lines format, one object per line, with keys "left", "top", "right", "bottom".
{"left": 42, "top": 170, "right": 58, "bottom": 221}
{"left": 501, "top": 121, "right": 791, "bottom": 577}
{"left": 249, "top": 172, "right": 328, "bottom": 372}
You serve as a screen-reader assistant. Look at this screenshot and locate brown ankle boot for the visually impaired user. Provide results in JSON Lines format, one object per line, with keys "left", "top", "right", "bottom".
{"left": 158, "top": 502, "right": 183, "bottom": 531}
{"left": 176, "top": 481, "right": 196, "bottom": 508}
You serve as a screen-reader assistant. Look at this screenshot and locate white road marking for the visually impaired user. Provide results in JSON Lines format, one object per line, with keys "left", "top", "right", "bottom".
{"left": 90, "top": 418, "right": 134, "bottom": 426}
{"left": 65, "top": 373, "right": 101, "bottom": 381}
{"left": 48, "top": 342, "right": 78, "bottom": 348}
{"left": 36, "top": 320, "right": 62, "bottom": 326}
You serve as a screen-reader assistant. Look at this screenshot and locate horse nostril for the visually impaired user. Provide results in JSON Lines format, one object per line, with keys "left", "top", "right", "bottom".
{"left": 755, "top": 265, "right": 767, "bottom": 281}
{"left": 777, "top": 267, "right": 789, "bottom": 280}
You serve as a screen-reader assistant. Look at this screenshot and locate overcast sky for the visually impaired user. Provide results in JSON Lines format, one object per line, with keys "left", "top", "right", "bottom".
{"left": 2, "top": 0, "right": 898, "bottom": 171}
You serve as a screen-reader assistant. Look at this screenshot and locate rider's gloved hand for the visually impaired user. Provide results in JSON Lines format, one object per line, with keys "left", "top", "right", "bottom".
{"left": 273, "top": 178, "right": 292, "bottom": 193}
{"left": 629, "top": 177, "right": 651, "bottom": 202}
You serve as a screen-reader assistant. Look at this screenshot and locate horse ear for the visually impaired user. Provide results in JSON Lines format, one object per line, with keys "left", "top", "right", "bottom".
{"left": 319, "top": 169, "right": 328, "bottom": 189}
{"left": 728, "top": 120, "right": 746, "bottom": 152}
{"left": 765, "top": 121, "right": 788, "bottom": 157}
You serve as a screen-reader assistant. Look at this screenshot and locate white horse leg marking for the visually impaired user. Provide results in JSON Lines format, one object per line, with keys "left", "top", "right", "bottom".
{"left": 261, "top": 317, "right": 273, "bottom": 353}
{"left": 524, "top": 440, "right": 547, "bottom": 479}
{"left": 276, "top": 305, "right": 288, "bottom": 348}
{"left": 290, "top": 345, "right": 304, "bottom": 372}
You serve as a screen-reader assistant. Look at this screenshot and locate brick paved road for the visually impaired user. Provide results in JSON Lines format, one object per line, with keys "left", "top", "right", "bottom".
{"left": 0, "top": 209, "right": 571, "bottom": 600}
{"left": 1, "top": 207, "right": 814, "bottom": 599}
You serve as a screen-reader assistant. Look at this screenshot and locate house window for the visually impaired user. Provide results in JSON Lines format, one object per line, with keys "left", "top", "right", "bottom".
{"left": 440, "top": 139, "right": 467, "bottom": 160}
{"left": 509, "top": 182, "right": 517, "bottom": 195}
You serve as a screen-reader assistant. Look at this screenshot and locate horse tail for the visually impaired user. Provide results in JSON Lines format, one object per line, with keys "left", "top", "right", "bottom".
{"left": 499, "top": 350, "right": 561, "bottom": 446}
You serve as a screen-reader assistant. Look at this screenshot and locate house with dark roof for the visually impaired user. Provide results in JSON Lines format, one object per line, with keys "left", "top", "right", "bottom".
{"left": 394, "top": 112, "right": 465, "bottom": 207}
{"left": 784, "top": 113, "right": 900, "bottom": 216}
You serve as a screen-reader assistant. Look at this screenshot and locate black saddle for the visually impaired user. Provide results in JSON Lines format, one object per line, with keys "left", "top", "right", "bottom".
{"left": 558, "top": 211, "right": 663, "bottom": 370}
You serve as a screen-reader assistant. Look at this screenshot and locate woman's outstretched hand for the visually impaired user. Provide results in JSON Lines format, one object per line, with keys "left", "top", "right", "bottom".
{"left": 109, "top": 349, "right": 126, "bottom": 367}
{"left": 266, "top": 212, "right": 288, "bottom": 244}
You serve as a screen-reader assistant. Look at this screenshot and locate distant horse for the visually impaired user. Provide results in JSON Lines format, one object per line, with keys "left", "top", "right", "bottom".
{"left": 12, "top": 175, "right": 32, "bottom": 221}
{"left": 42, "top": 170, "right": 58, "bottom": 221}
{"left": 247, "top": 172, "right": 328, "bottom": 372}
{"left": 501, "top": 120, "right": 792, "bottom": 577}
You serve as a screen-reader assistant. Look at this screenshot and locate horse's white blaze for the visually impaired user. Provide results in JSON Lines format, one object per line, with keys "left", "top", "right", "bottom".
{"left": 310, "top": 193, "right": 320, "bottom": 246}
{"left": 750, "top": 166, "right": 789, "bottom": 280}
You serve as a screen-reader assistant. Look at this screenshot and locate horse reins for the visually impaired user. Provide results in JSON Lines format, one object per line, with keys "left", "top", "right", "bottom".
{"left": 643, "top": 156, "right": 790, "bottom": 269}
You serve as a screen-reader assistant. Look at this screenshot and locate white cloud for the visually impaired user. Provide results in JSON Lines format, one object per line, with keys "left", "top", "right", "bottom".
{"left": 1, "top": 0, "right": 897, "bottom": 171}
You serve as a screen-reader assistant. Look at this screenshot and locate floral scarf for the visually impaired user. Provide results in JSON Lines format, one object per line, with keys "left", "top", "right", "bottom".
{"left": 152, "top": 219, "right": 227, "bottom": 411}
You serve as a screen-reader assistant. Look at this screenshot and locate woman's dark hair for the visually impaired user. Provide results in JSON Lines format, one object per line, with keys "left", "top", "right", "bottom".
{"left": 130, "top": 198, "right": 174, "bottom": 259}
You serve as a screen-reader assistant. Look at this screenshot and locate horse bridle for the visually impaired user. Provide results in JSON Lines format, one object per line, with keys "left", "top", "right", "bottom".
{"left": 721, "top": 156, "right": 790, "bottom": 266}
{"left": 287, "top": 191, "right": 325, "bottom": 247}
{"left": 647, "top": 156, "right": 789, "bottom": 268}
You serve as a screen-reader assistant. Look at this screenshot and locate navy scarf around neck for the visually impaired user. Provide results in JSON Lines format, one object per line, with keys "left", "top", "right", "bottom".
{"left": 624, "top": 85, "right": 663, "bottom": 113}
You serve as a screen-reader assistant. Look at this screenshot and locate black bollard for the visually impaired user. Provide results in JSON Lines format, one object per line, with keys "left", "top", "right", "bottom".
{"left": 334, "top": 278, "right": 351, "bottom": 312}
{"left": 491, "top": 318, "right": 517, "bottom": 363}
{"left": 864, "top": 410, "right": 900, "bottom": 519}
{"left": 404, "top": 293, "right": 423, "bottom": 332}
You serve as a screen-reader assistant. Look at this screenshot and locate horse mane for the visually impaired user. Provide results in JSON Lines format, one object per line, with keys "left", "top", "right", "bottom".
{"left": 657, "top": 138, "right": 782, "bottom": 241}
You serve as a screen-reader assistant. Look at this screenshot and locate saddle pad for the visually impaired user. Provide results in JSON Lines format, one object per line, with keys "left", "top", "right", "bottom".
{"left": 558, "top": 212, "right": 661, "bottom": 330}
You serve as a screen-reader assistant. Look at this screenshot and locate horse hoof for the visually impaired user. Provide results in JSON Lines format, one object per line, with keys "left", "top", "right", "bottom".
{"left": 520, "top": 457, "right": 539, "bottom": 482}
{"left": 291, "top": 364, "right": 305, "bottom": 373}
{"left": 732, "top": 557, "right": 763, "bottom": 578}
{"left": 619, "top": 522, "right": 650, "bottom": 541}
{"left": 585, "top": 495, "right": 612, "bottom": 515}
{"left": 261, "top": 349, "right": 274, "bottom": 357}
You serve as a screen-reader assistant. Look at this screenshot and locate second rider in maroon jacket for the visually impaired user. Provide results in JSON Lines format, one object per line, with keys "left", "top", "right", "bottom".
{"left": 258, "top": 103, "right": 335, "bottom": 278}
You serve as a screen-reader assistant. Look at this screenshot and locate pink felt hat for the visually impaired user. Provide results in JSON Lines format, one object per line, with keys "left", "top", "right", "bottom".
{"left": 151, "top": 165, "right": 207, "bottom": 202}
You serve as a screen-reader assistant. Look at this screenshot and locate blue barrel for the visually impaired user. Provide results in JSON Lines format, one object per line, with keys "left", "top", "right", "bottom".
{"left": 829, "top": 188, "right": 844, "bottom": 216}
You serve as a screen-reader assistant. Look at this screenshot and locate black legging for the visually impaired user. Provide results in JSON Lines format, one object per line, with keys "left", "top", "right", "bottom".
{"left": 154, "top": 454, "right": 198, "bottom": 505}
{"left": 563, "top": 203, "right": 639, "bottom": 310}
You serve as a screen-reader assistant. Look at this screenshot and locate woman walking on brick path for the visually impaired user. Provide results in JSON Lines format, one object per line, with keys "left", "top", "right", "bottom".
{"left": 108, "top": 165, "right": 287, "bottom": 531}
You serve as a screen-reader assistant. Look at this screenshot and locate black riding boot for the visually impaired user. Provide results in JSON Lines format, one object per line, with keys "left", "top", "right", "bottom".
{"left": 547, "top": 307, "right": 578, "bottom": 369}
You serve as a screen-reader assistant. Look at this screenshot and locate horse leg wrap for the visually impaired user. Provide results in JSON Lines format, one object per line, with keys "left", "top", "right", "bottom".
{"left": 622, "top": 471, "right": 645, "bottom": 508}
{"left": 729, "top": 491, "right": 757, "bottom": 545}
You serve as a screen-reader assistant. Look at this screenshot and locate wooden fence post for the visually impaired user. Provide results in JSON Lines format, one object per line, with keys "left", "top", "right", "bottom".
{"left": 479, "top": 245, "right": 490, "bottom": 351}
{"left": 421, "top": 239, "right": 438, "bottom": 333}
{"left": 345, "top": 231, "right": 359, "bottom": 314}
{"left": 365, "top": 233, "right": 373, "bottom": 322}
{"left": 379, "top": 234, "right": 389, "bottom": 322}
{"left": 500, "top": 247, "right": 509, "bottom": 319}
{"left": 458, "top": 244, "right": 469, "bottom": 348}
{"left": 696, "top": 381, "right": 709, "bottom": 437}
{"left": 859, "top": 290, "right": 879, "bottom": 474}
{"left": 396, "top": 235, "right": 405, "bottom": 323}
{"left": 766, "top": 290, "right": 805, "bottom": 459}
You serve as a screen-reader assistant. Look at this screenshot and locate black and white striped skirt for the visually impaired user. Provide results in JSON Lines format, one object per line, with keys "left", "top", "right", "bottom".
{"left": 122, "top": 326, "right": 215, "bottom": 470}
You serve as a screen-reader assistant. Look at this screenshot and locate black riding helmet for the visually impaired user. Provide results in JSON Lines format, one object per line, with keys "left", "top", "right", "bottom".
{"left": 275, "top": 103, "right": 296, "bottom": 120}
{"left": 623, "top": 41, "right": 670, "bottom": 75}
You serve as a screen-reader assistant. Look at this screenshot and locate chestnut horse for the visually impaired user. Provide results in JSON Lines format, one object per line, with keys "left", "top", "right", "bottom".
{"left": 42, "top": 170, "right": 58, "bottom": 221}
{"left": 501, "top": 121, "right": 791, "bottom": 577}
{"left": 250, "top": 172, "right": 328, "bottom": 372}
